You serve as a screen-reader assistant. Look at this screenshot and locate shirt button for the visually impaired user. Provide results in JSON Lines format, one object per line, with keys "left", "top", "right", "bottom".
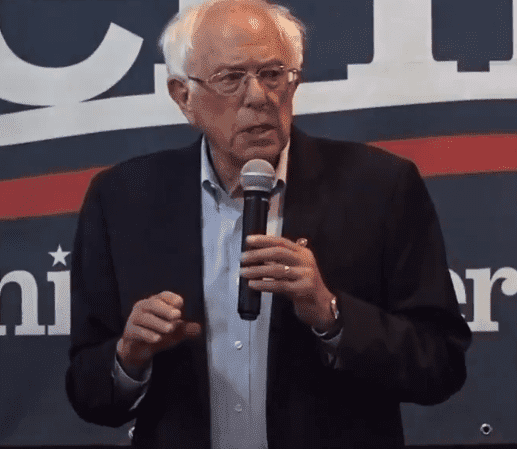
{"left": 234, "top": 341, "right": 243, "bottom": 349}
{"left": 235, "top": 404, "right": 242, "bottom": 412}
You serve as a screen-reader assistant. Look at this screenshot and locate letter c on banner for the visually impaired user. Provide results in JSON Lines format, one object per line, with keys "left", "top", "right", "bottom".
{"left": 0, "top": 22, "right": 143, "bottom": 106}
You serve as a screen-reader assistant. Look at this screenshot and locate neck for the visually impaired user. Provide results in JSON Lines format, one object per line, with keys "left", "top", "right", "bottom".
{"left": 208, "top": 147, "right": 241, "bottom": 195}
{"left": 208, "top": 143, "right": 280, "bottom": 197}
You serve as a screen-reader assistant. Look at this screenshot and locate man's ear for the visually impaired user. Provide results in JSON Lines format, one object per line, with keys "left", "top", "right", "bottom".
{"left": 168, "top": 78, "right": 194, "bottom": 122}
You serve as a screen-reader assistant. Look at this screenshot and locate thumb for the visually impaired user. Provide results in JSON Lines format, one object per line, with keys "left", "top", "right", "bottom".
{"left": 182, "top": 321, "right": 202, "bottom": 338}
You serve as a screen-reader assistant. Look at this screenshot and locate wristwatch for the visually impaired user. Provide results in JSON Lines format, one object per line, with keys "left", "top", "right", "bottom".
{"left": 330, "top": 296, "right": 340, "bottom": 321}
{"left": 319, "top": 296, "right": 342, "bottom": 340}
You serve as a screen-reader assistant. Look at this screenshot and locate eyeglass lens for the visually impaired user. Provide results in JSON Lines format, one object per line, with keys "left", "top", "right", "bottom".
{"left": 213, "top": 66, "right": 292, "bottom": 94}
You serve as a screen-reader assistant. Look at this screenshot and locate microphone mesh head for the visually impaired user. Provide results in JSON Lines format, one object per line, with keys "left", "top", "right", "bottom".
{"left": 240, "top": 159, "right": 276, "bottom": 193}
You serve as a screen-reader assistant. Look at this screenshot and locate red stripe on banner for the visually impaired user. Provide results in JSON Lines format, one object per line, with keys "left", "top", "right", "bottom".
{"left": 0, "top": 134, "right": 516, "bottom": 220}
{"left": 372, "top": 134, "right": 517, "bottom": 177}
{"left": 0, "top": 167, "right": 108, "bottom": 220}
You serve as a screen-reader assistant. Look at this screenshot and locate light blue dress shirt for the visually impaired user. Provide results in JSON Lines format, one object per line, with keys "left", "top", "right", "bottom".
{"left": 200, "top": 137, "right": 287, "bottom": 449}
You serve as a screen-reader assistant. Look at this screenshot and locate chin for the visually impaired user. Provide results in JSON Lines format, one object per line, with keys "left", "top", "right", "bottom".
{"left": 243, "top": 143, "right": 282, "bottom": 164}
{"left": 230, "top": 130, "right": 287, "bottom": 167}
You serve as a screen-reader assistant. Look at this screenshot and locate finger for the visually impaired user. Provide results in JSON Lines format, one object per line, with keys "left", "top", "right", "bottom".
{"left": 240, "top": 264, "right": 300, "bottom": 280}
{"left": 132, "top": 324, "right": 162, "bottom": 344}
{"left": 156, "top": 291, "right": 184, "bottom": 309}
{"left": 248, "top": 272, "right": 313, "bottom": 294}
{"left": 241, "top": 246, "right": 299, "bottom": 267}
{"left": 248, "top": 279, "right": 293, "bottom": 294}
{"left": 141, "top": 299, "right": 182, "bottom": 322}
{"left": 134, "top": 312, "right": 181, "bottom": 335}
{"left": 246, "top": 235, "right": 301, "bottom": 252}
{"left": 182, "top": 321, "right": 202, "bottom": 338}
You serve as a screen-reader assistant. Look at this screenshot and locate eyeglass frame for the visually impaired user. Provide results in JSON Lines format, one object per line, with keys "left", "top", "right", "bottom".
{"left": 186, "top": 65, "right": 301, "bottom": 96}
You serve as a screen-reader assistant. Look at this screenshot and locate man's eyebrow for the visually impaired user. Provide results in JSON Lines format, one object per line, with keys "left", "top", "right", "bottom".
{"left": 211, "top": 59, "right": 285, "bottom": 74}
{"left": 211, "top": 65, "right": 246, "bottom": 74}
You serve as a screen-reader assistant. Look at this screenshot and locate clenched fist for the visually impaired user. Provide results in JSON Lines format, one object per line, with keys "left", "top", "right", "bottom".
{"left": 116, "top": 291, "right": 202, "bottom": 378}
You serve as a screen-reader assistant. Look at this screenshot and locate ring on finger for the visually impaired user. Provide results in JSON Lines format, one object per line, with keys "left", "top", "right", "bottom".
{"left": 296, "top": 238, "right": 308, "bottom": 247}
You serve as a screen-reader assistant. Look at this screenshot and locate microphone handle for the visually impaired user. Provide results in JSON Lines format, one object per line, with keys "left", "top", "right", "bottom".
{"left": 238, "top": 191, "right": 270, "bottom": 320}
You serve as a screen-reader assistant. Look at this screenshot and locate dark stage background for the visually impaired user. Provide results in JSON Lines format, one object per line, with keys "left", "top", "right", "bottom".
{"left": 1, "top": 0, "right": 517, "bottom": 446}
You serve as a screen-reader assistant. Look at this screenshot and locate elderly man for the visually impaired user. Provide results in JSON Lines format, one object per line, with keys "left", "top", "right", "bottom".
{"left": 66, "top": 0, "right": 472, "bottom": 448}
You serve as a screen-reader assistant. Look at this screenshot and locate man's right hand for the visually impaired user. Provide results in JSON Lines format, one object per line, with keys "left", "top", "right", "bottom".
{"left": 116, "top": 291, "right": 202, "bottom": 379}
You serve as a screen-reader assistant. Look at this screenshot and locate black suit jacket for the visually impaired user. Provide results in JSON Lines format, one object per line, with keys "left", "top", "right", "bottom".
{"left": 66, "top": 128, "right": 471, "bottom": 448}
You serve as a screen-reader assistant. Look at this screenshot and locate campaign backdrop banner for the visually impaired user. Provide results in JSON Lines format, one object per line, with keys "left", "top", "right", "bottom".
{"left": 1, "top": 0, "right": 517, "bottom": 445}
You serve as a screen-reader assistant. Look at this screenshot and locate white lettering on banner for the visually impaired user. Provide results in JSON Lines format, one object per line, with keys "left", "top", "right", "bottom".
{"left": 0, "top": 266, "right": 516, "bottom": 336}
{"left": 47, "top": 271, "right": 71, "bottom": 335}
{"left": 0, "top": 269, "right": 71, "bottom": 336}
{"left": 1, "top": 0, "right": 517, "bottom": 145}
{"left": 0, "top": 23, "right": 143, "bottom": 106}
{"left": 0, "top": 64, "right": 188, "bottom": 147}
{"left": 0, "top": 270, "right": 45, "bottom": 336}
{"left": 466, "top": 268, "right": 517, "bottom": 332}
{"left": 450, "top": 267, "right": 517, "bottom": 332}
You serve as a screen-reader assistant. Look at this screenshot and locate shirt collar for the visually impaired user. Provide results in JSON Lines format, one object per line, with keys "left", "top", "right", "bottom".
{"left": 201, "top": 136, "right": 289, "bottom": 197}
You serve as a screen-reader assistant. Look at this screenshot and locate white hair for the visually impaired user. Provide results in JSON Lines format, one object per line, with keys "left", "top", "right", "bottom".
{"left": 158, "top": 0, "right": 305, "bottom": 80}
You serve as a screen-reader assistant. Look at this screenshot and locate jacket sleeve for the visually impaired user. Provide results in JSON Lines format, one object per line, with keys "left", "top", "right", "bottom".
{"left": 333, "top": 161, "right": 472, "bottom": 405}
{"left": 65, "top": 173, "right": 138, "bottom": 427}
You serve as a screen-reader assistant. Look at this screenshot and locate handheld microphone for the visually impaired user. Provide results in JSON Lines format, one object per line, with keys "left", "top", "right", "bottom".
{"left": 238, "top": 159, "right": 275, "bottom": 320}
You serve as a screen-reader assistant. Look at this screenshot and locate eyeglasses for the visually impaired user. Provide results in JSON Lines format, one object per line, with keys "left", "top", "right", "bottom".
{"left": 188, "top": 65, "right": 300, "bottom": 96}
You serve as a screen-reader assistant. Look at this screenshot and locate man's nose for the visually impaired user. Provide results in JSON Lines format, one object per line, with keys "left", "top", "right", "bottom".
{"left": 243, "top": 75, "right": 268, "bottom": 109}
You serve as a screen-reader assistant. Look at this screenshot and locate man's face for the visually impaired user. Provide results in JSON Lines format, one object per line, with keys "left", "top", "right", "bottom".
{"left": 182, "top": 4, "right": 298, "bottom": 168}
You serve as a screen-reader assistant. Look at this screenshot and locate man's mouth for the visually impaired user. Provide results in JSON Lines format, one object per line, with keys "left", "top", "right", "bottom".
{"left": 243, "top": 124, "right": 276, "bottom": 135}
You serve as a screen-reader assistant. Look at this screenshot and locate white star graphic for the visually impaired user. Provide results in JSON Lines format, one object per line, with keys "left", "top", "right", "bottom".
{"left": 48, "top": 245, "right": 71, "bottom": 267}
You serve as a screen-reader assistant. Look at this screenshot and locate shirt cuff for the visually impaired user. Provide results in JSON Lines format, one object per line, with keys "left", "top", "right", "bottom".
{"left": 311, "top": 325, "right": 343, "bottom": 348}
{"left": 112, "top": 355, "right": 152, "bottom": 410}
{"left": 311, "top": 325, "right": 344, "bottom": 368}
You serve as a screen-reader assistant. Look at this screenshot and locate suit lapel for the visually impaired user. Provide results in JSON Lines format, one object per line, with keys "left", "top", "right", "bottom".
{"left": 157, "top": 138, "right": 206, "bottom": 325}
{"left": 143, "top": 138, "right": 211, "bottom": 444}
{"left": 282, "top": 128, "right": 325, "bottom": 243}
{"left": 267, "top": 126, "right": 327, "bottom": 327}
{"left": 265, "top": 128, "right": 330, "bottom": 447}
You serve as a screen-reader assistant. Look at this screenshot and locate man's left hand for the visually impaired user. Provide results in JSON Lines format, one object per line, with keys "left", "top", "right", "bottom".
{"left": 240, "top": 235, "right": 336, "bottom": 332}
